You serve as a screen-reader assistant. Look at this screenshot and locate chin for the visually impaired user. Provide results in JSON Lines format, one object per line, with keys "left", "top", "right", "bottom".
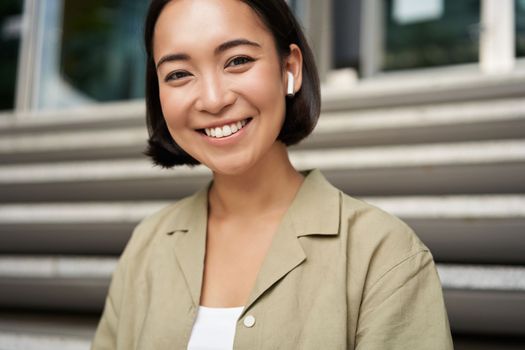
{"left": 209, "top": 164, "right": 252, "bottom": 177}
{"left": 206, "top": 156, "right": 257, "bottom": 177}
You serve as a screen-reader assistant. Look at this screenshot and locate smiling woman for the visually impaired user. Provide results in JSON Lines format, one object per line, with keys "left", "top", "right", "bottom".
{"left": 152, "top": 0, "right": 298, "bottom": 175}
{"left": 91, "top": 1, "right": 453, "bottom": 349}
{"left": 143, "top": 0, "right": 319, "bottom": 171}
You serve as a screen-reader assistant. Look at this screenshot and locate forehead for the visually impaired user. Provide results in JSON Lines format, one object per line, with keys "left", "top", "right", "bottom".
{"left": 153, "top": 0, "right": 274, "bottom": 58}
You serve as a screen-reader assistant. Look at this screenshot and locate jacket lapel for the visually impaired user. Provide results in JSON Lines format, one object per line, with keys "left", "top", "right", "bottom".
{"left": 242, "top": 213, "right": 306, "bottom": 316}
{"left": 241, "top": 169, "right": 343, "bottom": 317}
{"left": 167, "top": 186, "right": 209, "bottom": 307}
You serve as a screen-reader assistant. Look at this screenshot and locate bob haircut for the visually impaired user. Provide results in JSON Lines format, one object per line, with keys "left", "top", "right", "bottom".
{"left": 144, "top": 0, "right": 321, "bottom": 168}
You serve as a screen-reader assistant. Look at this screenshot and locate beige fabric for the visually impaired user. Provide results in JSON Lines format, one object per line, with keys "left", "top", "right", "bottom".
{"left": 91, "top": 169, "right": 453, "bottom": 349}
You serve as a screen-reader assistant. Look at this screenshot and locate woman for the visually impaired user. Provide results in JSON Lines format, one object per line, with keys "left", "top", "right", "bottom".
{"left": 92, "top": 0, "right": 453, "bottom": 349}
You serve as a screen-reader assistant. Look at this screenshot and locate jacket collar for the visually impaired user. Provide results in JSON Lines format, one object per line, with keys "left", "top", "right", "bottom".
{"left": 164, "top": 169, "right": 345, "bottom": 312}
{"left": 287, "top": 168, "right": 342, "bottom": 237}
{"left": 166, "top": 169, "right": 342, "bottom": 236}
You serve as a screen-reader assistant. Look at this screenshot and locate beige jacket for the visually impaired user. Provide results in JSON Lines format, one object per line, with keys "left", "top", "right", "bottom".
{"left": 92, "top": 169, "right": 453, "bottom": 349}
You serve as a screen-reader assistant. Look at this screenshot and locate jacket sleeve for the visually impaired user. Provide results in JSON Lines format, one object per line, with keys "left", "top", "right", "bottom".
{"left": 355, "top": 250, "right": 453, "bottom": 350}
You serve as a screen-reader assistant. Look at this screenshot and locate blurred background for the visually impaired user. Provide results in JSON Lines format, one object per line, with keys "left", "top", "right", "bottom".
{"left": 0, "top": 0, "right": 524, "bottom": 349}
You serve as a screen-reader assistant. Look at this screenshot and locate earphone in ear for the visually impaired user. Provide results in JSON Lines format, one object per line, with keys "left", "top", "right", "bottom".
{"left": 286, "top": 71, "right": 295, "bottom": 97}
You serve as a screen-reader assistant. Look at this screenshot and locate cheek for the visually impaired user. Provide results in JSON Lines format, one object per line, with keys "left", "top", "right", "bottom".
{"left": 158, "top": 88, "right": 197, "bottom": 154}
{"left": 239, "top": 63, "right": 285, "bottom": 119}
{"left": 158, "top": 87, "right": 188, "bottom": 129}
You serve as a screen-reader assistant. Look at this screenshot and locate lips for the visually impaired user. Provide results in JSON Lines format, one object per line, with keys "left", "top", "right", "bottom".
{"left": 200, "top": 117, "right": 252, "bottom": 139}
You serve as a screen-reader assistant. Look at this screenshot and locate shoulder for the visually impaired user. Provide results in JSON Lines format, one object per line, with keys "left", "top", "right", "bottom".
{"left": 300, "top": 169, "right": 426, "bottom": 258}
{"left": 338, "top": 194, "right": 452, "bottom": 348}
{"left": 341, "top": 192, "right": 425, "bottom": 251}
{"left": 339, "top": 191, "right": 432, "bottom": 287}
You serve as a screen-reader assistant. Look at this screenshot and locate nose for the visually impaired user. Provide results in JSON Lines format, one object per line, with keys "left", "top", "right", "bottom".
{"left": 195, "top": 73, "right": 236, "bottom": 115}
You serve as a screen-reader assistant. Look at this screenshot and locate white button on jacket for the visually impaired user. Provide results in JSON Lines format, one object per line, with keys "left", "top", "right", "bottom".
{"left": 243, "top": 315, "right": 256, "bottom": 328}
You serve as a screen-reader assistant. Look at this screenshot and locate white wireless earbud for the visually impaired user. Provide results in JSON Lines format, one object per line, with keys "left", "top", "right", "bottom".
{"left": 286, "top": 71, "right": 295, "bottom": 97}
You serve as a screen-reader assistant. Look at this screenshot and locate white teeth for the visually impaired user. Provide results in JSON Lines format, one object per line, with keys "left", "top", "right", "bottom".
{"left": 205, "top": 118, "right": 250, "bottom": 139}
{"left": 222, "top": 125, "right": 232, "bottom": 137}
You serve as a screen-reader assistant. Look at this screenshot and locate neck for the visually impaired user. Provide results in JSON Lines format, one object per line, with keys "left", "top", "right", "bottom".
{"left": 208, "top": 142, "right": 304, "bottom": 219}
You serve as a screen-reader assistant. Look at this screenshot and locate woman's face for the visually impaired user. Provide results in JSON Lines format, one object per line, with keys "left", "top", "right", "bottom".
{"left": 153, "top": 0, "right": 297, "bottom": 175}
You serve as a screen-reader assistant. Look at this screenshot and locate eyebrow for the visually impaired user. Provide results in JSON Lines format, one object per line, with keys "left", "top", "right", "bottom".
{"left": 156, "top": 53, "right": 190, "bottom": 70}
{"left": 156, "top": 38, "right": 261, "bottom": 70}
{"left": 215, "top": 38, "right": 261, "bottom": 55}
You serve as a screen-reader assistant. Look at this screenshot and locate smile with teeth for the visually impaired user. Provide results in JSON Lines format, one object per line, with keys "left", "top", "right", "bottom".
{"left": 203, "top": 118, "right": 250, "bottom": 138}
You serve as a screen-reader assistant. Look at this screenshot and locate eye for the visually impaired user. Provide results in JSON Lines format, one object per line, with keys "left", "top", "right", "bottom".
{"left": 226, "top": 56, "right": 255, "bottom": 68}
{"left": 165, "top": 70, "right": 191, "bottom": 82}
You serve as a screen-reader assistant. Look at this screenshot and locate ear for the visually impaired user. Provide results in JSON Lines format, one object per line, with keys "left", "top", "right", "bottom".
{"left": 284, "top": 44, "right": 303, "bottom": 96}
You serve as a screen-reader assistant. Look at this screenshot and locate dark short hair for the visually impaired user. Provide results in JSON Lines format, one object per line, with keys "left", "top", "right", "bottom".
{"left": 144, "top": 0, "right": 320, "bottom": 168}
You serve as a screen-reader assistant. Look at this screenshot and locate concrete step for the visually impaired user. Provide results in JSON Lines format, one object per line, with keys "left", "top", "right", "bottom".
{"left": 0, "top": 311, "right": 96, "bottom": 350}
{"left": 321, "top": 68, "right": 525, "bottom": 111}
{"left": 0, "top": 331, "right": 92, "bottom": 350}
{"left": 2, "top": 98, "right": 525, "bottom": 163}
{"left": 0, "top": 195, "right": 524, "bottom": 262}
{"left": 0, "top": 100, "right": 145, "bottom": 135}
{"left": 1, "top": 139, "right": 524, "bottom": 202}
{"left": 438, "top": 265, "right": 525, "bottom": 336}
{"left": 0, "top": 127, "right": 147, "bottom": 164}
{"left": 0, "top": 201, "right": 164, "bottom": 255}
{"left": 0, "top": 256, "right": 114, "bottom": 312}
{"left": 453, "top": 336, "right": 525, "bottom": 350}
{"left": 0, "top": 256, "right": 523, "bottom": 336}
{"left": 308, "top": 97, "right": 525, "bottom": 148}
{"left": 365, "top": 195, "right": 525, "bottom": 264}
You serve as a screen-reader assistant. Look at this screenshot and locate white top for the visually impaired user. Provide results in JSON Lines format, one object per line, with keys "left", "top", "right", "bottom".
{"left": 187, "top": 306, "right": 244, "bottom": 350}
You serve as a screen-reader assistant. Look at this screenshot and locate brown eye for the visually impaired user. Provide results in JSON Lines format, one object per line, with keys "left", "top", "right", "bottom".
{"left": 165, "top": 70, "right": 191, "bottom": 82}
{"left": 226, "top": 56, "right": 254, "bottom": 68}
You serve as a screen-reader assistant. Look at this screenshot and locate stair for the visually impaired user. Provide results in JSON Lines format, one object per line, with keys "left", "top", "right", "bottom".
{"left": 1, "top": 74, "right": 524, "bottom": 349}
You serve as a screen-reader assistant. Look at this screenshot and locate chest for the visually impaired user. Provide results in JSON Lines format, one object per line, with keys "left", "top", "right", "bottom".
{"left": 199, "top": 219, "right": 279, "bottom": 307}
{"left": 123, "top": 235, "right": 355, "bottom": 350}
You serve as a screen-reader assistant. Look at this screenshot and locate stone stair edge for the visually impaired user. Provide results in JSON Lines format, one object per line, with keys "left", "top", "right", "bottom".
{"left": 0, "top": 139, "right": 524, "bottom": 185}
{"left": 0, "top": 194, "right": 524, "bottom": 223}
{"left": 2, "top": 96, "right": 524, "bottom": 138}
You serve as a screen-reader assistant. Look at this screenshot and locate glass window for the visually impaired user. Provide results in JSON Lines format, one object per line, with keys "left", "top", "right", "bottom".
{"left": 333, "top": 0, "right": 361, "bottom": 70}
{"left": 37, "top": 0, "right": 148, "bottom": 109}
{"left": 0, "top": 0, "right": 23, "bottom": 111}
{"left": 517, "top": 0, "right": 525, "bottom": 57}
{"left": 382, "top": 0, "right": 480, "bottom": 71}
